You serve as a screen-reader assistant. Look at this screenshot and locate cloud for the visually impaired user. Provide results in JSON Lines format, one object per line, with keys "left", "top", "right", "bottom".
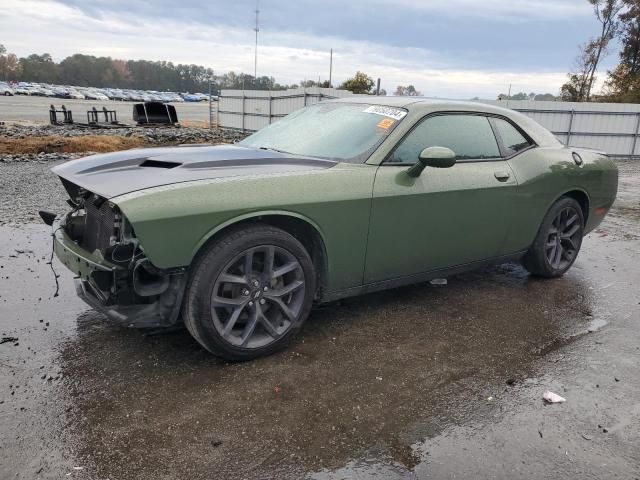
{"left": 0, "top": 0, "right": 596, "bottom": 98}
{"left": 372, "top": 0, "right": 590, "bottom": 20}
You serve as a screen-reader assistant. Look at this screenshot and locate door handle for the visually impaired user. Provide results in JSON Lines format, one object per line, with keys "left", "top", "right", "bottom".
{"left": 494, "top": 171, "right": 510, "bottom": 182}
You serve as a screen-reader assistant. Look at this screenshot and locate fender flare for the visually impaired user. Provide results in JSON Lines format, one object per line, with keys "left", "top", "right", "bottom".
{"left": 191, "top": 209, "right": 328, "bottom": 261}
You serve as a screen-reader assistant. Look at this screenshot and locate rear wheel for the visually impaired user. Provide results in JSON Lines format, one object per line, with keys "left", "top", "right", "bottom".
{"left": 183, "top": 225, "right": 315, "bottom": 360}
{"left": 522, "top": 197, "right": 584, "bottom": 278}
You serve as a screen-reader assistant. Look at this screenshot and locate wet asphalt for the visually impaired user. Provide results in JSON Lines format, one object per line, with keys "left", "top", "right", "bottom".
{"left": 0, "top": 160, "right": 639, "bottom": 479}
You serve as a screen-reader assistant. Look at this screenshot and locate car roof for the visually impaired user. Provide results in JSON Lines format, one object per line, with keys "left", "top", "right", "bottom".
{"left": 331, "top": 95, "right": 511, "bottom": 113}
{"left": 329, "top": 96, "right": 561, "bottom": 147}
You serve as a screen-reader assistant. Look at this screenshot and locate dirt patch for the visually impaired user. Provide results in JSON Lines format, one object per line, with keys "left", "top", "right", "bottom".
{"left": 0, "top": 135, "right": 146, "bottom": 155}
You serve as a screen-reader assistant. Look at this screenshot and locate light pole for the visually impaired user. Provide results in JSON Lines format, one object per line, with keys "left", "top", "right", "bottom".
{"left": 329, "top": 48, "right": 333, "bottom": 88}
{"left": 254, "top": 1, "right": 260, "bottom": 88}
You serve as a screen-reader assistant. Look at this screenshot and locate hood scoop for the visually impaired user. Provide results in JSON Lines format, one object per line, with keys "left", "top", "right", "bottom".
{"left": 139, "top": 159, "right": 182, "bottom": 169}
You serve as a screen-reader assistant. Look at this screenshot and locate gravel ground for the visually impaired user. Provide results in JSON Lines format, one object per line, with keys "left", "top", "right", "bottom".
{"left": 0, "top": 124, "right": 246, "bottom": 142}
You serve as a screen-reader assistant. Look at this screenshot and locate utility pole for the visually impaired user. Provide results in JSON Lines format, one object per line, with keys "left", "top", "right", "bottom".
{"left": 208, "top": 77, "right": 213, "bottom": 129}
{"left": 254, "top": 1, "right": 260, "bottom": 88}
{"left": 329, "top": 48, "right": 333, "bottom": 88}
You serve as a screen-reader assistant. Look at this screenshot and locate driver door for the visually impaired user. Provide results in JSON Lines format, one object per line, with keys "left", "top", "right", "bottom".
{"left": 364, "top": 113, "right": 518, "bottom": 283}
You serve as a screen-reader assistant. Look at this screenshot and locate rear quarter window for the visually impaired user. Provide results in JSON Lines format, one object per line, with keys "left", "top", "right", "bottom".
{"left": 492, "top": 118, "right": 533, "bottom": 156}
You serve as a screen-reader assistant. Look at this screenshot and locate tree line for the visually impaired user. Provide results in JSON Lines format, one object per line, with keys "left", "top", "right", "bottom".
{"left": 0, "top": 48, "right": 300, "bottom": 92}
{"left": 562, "top": 0, "right": 640, "bottom": 102}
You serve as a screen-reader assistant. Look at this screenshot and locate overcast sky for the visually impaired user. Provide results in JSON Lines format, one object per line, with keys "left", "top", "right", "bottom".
{"left": 0, "top": 0, "right": 619, "bottom": 98}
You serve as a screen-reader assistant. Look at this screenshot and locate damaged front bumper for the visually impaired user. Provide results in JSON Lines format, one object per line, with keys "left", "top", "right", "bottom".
{"left": 52, "top": 214, "right": 186, "bottom": 328}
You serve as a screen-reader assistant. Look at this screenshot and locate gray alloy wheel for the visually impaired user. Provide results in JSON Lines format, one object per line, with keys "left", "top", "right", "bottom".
{"left": 545, "top": 206, "right": 582, "bottom": 271}
{"left": 211, "top": 245, "right": 306, "bottom": 348}
{"left": 522, "top": 196, "right": 584, "bottom": 278}
{"left": 183, "top": 224, "right": 316, "bottom": 360}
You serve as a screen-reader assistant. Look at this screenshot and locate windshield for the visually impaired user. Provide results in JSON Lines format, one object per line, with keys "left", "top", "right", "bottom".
{"left": 239, "top": 103, "right": 407, "bottom": 163}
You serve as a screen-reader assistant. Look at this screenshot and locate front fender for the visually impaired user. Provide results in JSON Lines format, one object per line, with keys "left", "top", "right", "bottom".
{"left": 191, "top": 210, "right": 328, "bottom": 260}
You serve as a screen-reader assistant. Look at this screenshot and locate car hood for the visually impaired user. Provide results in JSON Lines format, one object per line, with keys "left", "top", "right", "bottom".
{"left": 52, "top": 144, "right": 337, "bottom": 199}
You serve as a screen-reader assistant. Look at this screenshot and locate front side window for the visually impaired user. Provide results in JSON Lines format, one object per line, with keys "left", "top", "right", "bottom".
{"left": 389, "top": 114, "right": 501, "bottom": 163}
{"left": 492, "top": 118, "right": 532, "bottom": 156}
{"left": 239, "top": 103, "right": 407, "bottom": 163}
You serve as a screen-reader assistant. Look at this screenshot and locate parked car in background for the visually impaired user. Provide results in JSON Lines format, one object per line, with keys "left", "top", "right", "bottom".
{"left": 67, "top": 89, "right": 86, "bottom": 100}
{"left": 53, "top": 87, "right": 72, "bottom": 99}
{"left": 82, "top": 89, "right": 109, "bottom": 101}
{"left": 182, "top": 93, "right": 210, "bottom": 102}
{"left": 45, "top": 98, "right": 618, "bottom": 360}
{"left": 0, "top": 83, "right": 14, "bottom": 96}
{"left": 13, "top": 87, "right": 31, "bottom": 95}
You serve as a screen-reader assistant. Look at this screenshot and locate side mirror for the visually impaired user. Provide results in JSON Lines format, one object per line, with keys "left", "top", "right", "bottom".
{"left": 406, "top": 146, "right": 456, "bottom": 178}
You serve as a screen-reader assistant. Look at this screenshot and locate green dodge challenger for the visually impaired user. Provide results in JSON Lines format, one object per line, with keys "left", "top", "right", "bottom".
{"left": 43, "top": 98, "right": 619, "bottom": 360}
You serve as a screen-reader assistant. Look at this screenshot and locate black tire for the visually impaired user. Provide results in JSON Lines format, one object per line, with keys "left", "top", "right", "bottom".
{"left": 522, "top": 196, "right": 585, "bottom": 278}
{"left": 183, "top": 224, "right": 316, "bottom": 361}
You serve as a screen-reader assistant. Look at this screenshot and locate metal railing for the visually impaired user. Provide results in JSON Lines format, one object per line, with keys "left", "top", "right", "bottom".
{"left": 513, "top": 107, "right": 640, "bottom": 156}
{"left": 217, "top": 91, "right": 341, "bottom": 132}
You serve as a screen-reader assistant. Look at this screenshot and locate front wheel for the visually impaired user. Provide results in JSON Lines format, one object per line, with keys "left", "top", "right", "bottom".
{"left": 183, "top": 225, "right": 316, "bottom": 361}
{"left": 522, "top": 197, "right": 585, "bottom": 278}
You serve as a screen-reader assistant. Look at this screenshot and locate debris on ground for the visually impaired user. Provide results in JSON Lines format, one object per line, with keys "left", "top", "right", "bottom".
{"left": 0, "top": 336, "right": 19, "bottom": 345}
{"left": 543, "top": 391, "right": 566, "bottom": 403}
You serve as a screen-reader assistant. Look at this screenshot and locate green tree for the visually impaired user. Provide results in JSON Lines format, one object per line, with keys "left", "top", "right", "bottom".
{"left": 19, "top": 53, "right": 59, "bottom": 83}
{"left": 339, "top": 71, "right": 375, "bottom": 94}
{"left": 604, "top": 0, "right": 640, "bottom": 101}
{"left": 562, "top": 0, "right": 622, "bottom": 101}
{"left": 0, "top": 45, "right": 22, "bottom": 81}
{"left": 560, "top": 41, "right": 601, "bottom": 101}
{"left": 395, "top": 85, "right": 422, "bottom": 96}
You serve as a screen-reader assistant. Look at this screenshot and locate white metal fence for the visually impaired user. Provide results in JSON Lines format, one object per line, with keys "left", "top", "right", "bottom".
{"left": 217, "top": 91, "right": 640, "bottom": 157}
{"left": 485, "top": 99, "right": 640, "bottom": 157}
{"left": 217, "top": 87, "right": 353, "bottom": 132}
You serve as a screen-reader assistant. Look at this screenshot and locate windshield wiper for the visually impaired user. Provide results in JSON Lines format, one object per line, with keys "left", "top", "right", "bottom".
{"left": 258, "top": 146, "right": 290, "bottom": 155}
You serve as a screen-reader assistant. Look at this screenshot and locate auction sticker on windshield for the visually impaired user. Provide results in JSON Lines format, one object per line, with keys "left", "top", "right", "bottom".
{"left": 363, "top": 105, "right": 408, "bottom": 121}
{"left": 377, "top": 118, "right": 396, "bottom": 129}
